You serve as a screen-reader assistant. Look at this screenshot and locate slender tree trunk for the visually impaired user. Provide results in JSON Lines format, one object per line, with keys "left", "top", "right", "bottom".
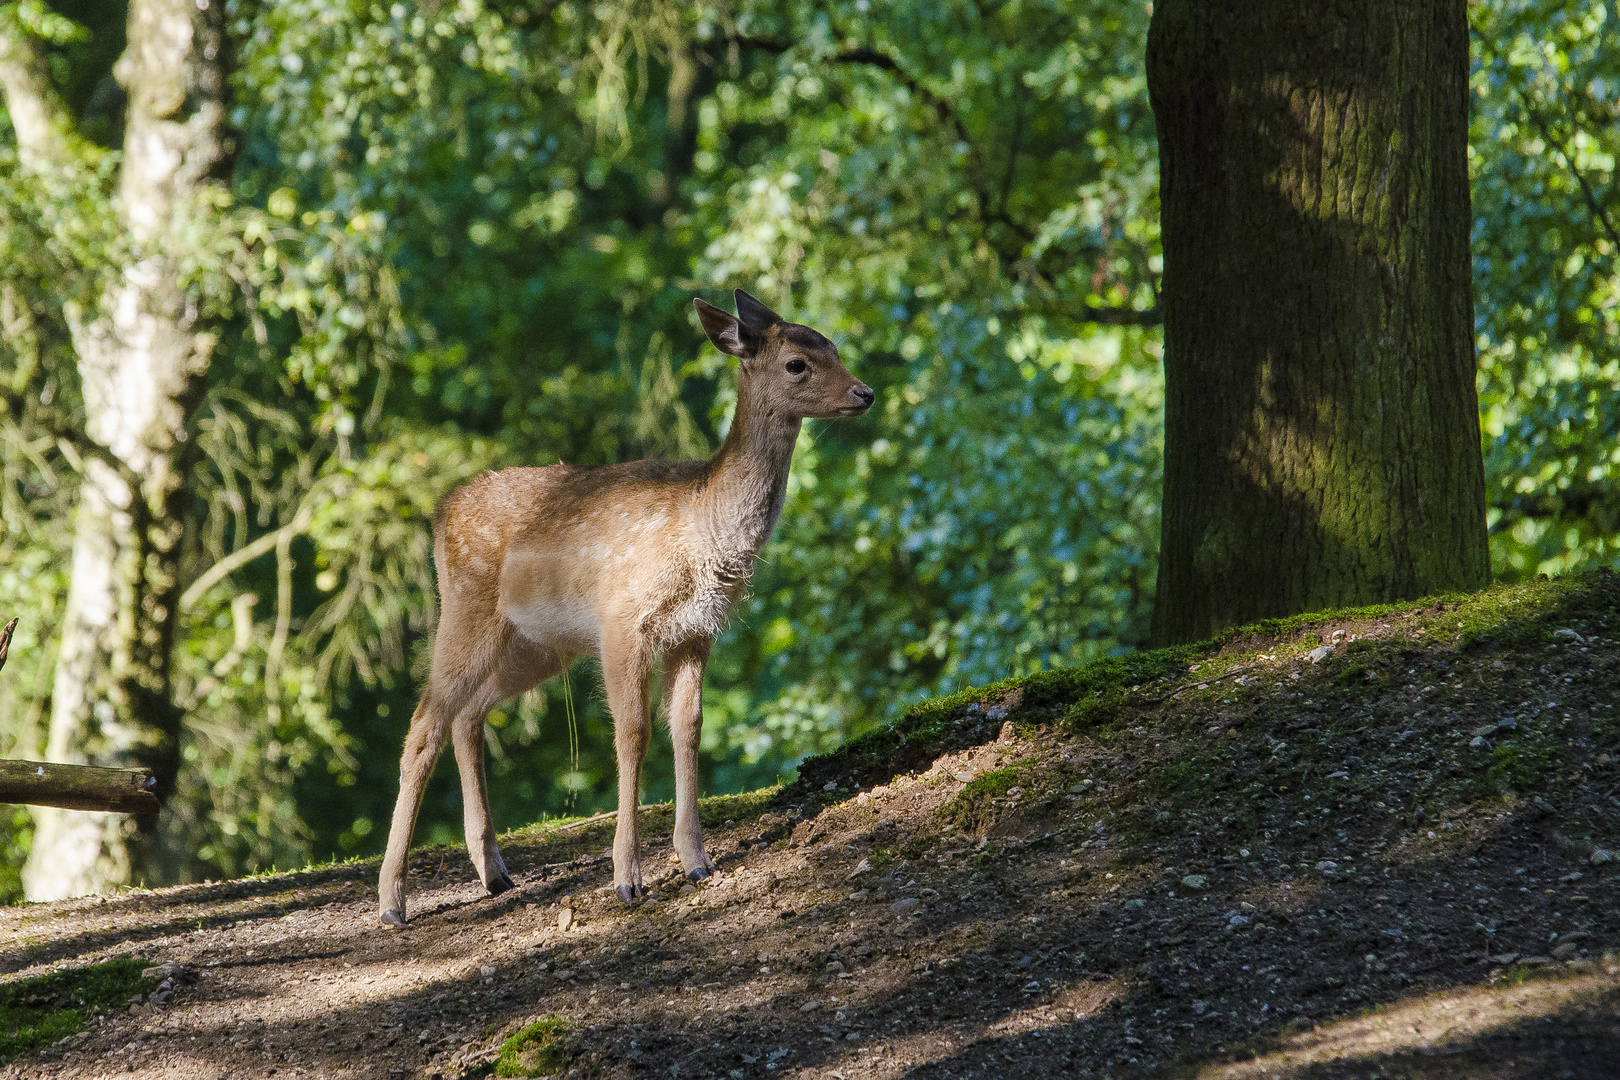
{"left": 1144, "top": 0, "right": 1490, "bottom": 646}
{"left": 1, "top": 0, "right": 226, "bottom": 899}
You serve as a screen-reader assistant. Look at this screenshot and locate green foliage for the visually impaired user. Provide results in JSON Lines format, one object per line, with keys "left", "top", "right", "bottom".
{"left": 0, "top": 958, "right": 152, "bottom": 1061}
{"left": 492, "top": 1017, "right": 571, "bottom": 1078}
{"left": 1471, "top": 1, "right": 1620, "bottom": 580}
{"left": 1333, "top": 663, "right": 1371, "bottom": 687}
{"left": 218, "top": 0, "right": 1167, "bottom": 867}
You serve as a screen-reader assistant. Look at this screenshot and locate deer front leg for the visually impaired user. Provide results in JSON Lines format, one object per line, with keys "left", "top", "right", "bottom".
{"left": 450, "top": 703, "right": 513, "bottom": 896}
{"left": 664, "top": 638, "right": 714, "bottom": 880}
{"left": 602, "top": 636, "right": 652, "bottom": 902}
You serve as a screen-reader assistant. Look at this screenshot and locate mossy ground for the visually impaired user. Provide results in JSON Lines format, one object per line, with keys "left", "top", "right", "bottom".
{"left": 0, "top": 958, "right": 152, "bottom": 1062}
{"left": 490, "top": 1016, "right": 569, "bottom": 1077}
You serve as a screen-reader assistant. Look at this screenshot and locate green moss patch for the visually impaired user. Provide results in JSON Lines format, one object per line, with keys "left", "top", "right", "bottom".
{"left": 0, "top": 958, "right": 153, "bottom": 1062}
{"left": 938, "top": 763, "right": 1035, "bottom": 832}
{"left": 492, "top": 1016, "right": 570, "bottom": 1078}
{"left": 1482, "top": 739, "right": 1556, "bottom": 795}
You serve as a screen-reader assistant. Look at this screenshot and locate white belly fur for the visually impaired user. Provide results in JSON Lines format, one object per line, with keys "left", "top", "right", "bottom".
{"left": 503, "top": 595, "right": 601, "bottom": 651}
{"left": 496, "top": 508, "right": 761, "bottom": 653}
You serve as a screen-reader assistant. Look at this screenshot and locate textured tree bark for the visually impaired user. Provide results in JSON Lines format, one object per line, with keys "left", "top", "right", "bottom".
{"left": 1145, "top": 0, "right": 1490, "bottom": 646}
{"left": 1, "top": 0, "right": 226, "bottom": 899}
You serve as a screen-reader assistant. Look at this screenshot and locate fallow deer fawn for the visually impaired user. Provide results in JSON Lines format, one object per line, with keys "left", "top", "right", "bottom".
{"left": 377, "top": 290, "right": 874, "bottom": 925}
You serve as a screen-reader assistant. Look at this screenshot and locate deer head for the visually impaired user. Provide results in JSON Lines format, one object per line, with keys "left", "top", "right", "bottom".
{"left": 694, "top": 290, "right": 874, "bottom": 419}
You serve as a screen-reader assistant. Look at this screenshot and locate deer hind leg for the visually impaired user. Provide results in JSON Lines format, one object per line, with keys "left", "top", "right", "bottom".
{"left": 379, "top": 599, "right": 505, "bottom": 926}
{"left": 378, "top": 685, "right": 453, "bottom": 926}
{"left": 601, "top": 631, "right": 653, "bottom": 902}
{"left": 452, "top": 632, "right": 565, "bottom": 897}
{"left": 664, "top": 637, "right": 714, "bottom": 880}
{"left": 378, "top": 615, "right": 557, "bottom": 927}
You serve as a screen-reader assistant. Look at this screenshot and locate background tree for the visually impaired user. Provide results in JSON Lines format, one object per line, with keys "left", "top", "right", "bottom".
{"left": 1145, "top": 0, "right": 1492, "bottom": 645}
{"left": 1, "top": 0, "right": 230, "bottom": 897}
{"left": 0, "top": 0, "right": 419, "bottom": 896}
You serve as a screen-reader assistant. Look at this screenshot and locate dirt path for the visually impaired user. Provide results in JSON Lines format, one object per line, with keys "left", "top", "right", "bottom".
{"left": 4, "top": 576, "right": 1619, "bottom": 1079}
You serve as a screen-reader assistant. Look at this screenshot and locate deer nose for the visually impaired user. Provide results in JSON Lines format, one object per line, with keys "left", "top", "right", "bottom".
{"left": 850, "top": 384, "right": 875, "bottom": 408}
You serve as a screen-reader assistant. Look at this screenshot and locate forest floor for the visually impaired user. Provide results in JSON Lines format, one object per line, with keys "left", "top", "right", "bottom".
{"left": 2, "top": 572, "right": 1618, "bottom": 1080}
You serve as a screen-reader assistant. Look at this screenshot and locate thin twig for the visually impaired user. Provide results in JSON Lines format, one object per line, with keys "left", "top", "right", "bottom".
{"left": 1139, "top": 664, "right": 1251, "bottom": 705}
{"left": 549, "top": 802, "right": 671, "bottom": 833}
{"left": 1523, "top": 94, "right": 1620, "bottom": 252}
{"left": 179, "top": 504, "right": 312, "bottom": 613}
{"left": 264, "top": 527, "right": 294, "bottom": 714}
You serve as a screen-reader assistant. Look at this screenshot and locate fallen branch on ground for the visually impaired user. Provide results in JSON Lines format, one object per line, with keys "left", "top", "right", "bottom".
{"left": 0, "top": 760, "right": 163, "bottom": 814}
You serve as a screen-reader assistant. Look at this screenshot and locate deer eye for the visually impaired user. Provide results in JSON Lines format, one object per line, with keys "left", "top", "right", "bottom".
{"left": 785, "top": 358, "right": 807, "bottom": 375}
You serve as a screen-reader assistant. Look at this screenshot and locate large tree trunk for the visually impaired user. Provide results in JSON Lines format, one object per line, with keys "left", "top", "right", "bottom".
{"left": 1, "top": 0, "right": 226, "bottom": 899}
{"left": 1144, "top": 0, "right": 1490, "bottom": 646}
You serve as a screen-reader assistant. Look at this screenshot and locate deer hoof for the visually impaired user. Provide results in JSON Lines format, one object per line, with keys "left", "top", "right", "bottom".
{"left": 687, "top": 866, "right": 712, "bottom": 883}
{"left": 380, "top": 909, "right": 407, "bottom": 928}
{"left": 488, "top": 874, "right": 515, "bottom": 897}
{"left": 615, "top": 884, "right": 642, "bottom": 903}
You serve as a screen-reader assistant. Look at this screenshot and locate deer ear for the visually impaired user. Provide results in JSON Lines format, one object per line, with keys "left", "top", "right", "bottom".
{"left": 733, "top": 289, "right": 782, "bottom": 332}
{"left": 695, "top": 297, "right": 755, "bottom": 359}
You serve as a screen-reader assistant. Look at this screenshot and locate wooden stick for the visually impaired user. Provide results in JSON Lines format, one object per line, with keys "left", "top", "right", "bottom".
{"left": 0, "top": 760, "right": 163, "bottom": 814}
{"left": 0, "top": 617, "right": 16, "bottom": 677}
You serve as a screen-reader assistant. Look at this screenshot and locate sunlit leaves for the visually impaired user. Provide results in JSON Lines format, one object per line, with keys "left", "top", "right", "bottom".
{"left": 1471, "top": 0, "right": 1620, "bottom": 579}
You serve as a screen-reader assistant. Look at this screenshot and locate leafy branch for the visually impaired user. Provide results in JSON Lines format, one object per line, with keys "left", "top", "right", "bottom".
{"left": 1521, "top": 102, "right": 1620, "bottom": 254}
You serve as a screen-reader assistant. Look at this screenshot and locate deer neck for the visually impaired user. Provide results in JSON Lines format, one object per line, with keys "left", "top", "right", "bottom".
{"left": 698, "top": 380, "right": 801, "bottom": 562}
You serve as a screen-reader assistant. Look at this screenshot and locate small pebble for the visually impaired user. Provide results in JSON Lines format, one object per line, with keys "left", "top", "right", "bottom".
{"left": 1180, "top": 874, "right": 1208, "bottom": 890}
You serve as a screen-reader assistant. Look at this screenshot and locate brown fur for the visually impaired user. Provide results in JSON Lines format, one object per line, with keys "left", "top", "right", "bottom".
{"left": 377, "top": 291, "right": 873, "bottom": 923}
